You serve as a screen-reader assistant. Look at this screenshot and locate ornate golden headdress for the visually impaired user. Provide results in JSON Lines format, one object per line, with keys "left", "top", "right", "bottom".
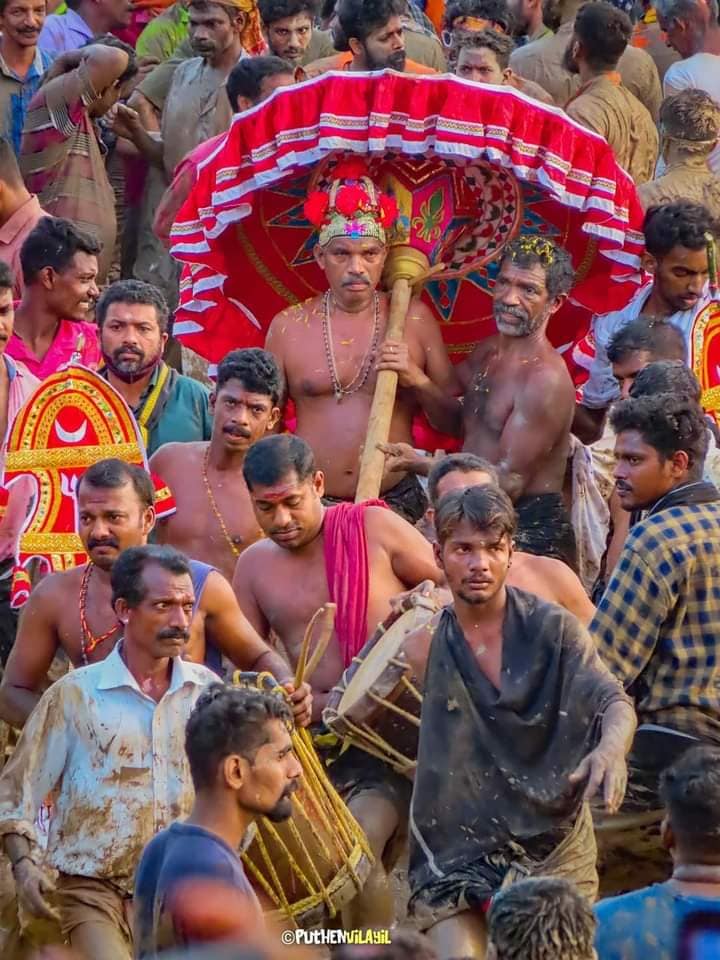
{"left": 303, "top": 158, "right": 400, "bottom": 248}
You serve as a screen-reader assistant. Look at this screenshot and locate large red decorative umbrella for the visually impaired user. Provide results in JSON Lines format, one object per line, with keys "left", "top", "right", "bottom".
{"left": 171, "top": 70, "right": 645, "bottom": 383}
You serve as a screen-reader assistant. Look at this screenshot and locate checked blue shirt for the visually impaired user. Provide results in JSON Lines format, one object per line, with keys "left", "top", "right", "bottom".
{"left": 0, "top": 47, "right": 54, "bottom": 155}
{"left": 590, "top": 498, "right": 720, "bottom": 742}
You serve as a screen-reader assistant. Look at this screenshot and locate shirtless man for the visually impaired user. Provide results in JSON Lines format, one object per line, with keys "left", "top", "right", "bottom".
{"left": 402, "top": 236, "right": 578, "bottom": 567}
{"left": 232, "top": 433, "right": 442, "bottom": 925}
{"left": 0, "top": 458, "right": 311, "bottom": 729}
{"left": 151, "top": 349, "right": 281, "bottom": 581}
{"left": 265, "top": 158, "right": 458, "bottom": 524}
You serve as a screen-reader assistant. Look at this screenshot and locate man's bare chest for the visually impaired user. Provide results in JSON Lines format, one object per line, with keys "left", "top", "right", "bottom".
{"left": 464, "top": 361, "right": 517, "bottom": 433}
{"left": 256, "top": 556, "right": 330, "bottom": 638}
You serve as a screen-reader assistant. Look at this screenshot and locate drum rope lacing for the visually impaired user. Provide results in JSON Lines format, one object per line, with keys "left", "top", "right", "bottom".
{"left": 234, "top": 670, "right": 373, "bottom": 921}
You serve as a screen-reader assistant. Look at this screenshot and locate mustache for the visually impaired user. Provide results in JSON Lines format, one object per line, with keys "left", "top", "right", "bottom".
{"left": 113, "top": 345, "right": 143, "bottom": 356}
{"left": 282, "top": 780, "right": 299, "bottom": 798}
{"left": 495, "top": 305, "right": 528, "bottom": 320}
{"left": 343, "top": 277, "right": 370, "bottom": 286}
{"left": 223, "top": 425, "right": 252, "bottom": 438}
{"left": 270, "top": 525, "right": 300, "bottom": 536}
{"left": 157, "top": 628, "right": 190, "bottom": 641}
{"left": 88, "top": 537, "right": 119, "bottom": 551}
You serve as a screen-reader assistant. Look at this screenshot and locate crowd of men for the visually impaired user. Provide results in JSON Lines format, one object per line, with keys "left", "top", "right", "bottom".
{"left": 1, "top": 0, "right": 720, "bottom": 958}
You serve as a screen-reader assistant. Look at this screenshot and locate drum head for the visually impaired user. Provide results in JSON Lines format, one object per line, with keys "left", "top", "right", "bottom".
{"left": 337, "top": 606, "right": 429, "bottom": 715}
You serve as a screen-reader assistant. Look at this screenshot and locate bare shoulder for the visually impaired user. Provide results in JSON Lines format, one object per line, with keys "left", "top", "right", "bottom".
{"left": 466, "top": 335, "right": 498, "bottom": 369}
{"left": 363, "top": 504, "right": 416, "bottom": 542}
{"left": 150, "top": 441, "right": 206, "bottom": 472}
{"left": 268, "top": 296, "right": 322, "bottom": 330}
{"left": 26, "top": 566, "right": 83, "bottom": 609}
{"left": 199, "top": 568, "right": 235, "bottom": 606}
{"left": 522, "top": 348, "right": 574, "bottom": 395}
{"left": 406, "top": 296, "right": 437, "bottom": 327}
{"left": 233, "top": 537, "right": 280, "bottom": 576}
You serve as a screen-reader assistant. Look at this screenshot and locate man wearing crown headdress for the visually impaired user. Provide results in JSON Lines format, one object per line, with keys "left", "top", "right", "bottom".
{"left": 265, "top": 158, "right": 459, "bottom": 524}
{"left": 407, "top": 236, "right": 579, "bottom": 569}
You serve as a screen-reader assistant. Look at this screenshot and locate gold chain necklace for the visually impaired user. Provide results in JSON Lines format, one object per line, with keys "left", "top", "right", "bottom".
{"left": 322, "top": 291, "right": 380, "bottom": 402}
{"left": 202, "top": 447, "right": 241, "bottom": 558}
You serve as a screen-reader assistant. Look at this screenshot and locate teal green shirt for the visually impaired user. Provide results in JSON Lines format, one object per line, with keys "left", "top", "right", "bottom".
{"left": 133, "top": 365, "right": 212, "bottom": 456}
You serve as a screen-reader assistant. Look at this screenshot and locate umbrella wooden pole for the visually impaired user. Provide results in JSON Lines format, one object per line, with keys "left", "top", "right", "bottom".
{"left": 354, "top": 276, "right": 413, "bottom": 503}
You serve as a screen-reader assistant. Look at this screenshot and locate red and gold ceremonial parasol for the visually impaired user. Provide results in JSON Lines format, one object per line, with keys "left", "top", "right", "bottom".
{"left": 171, "top": 70, "right": 646, "bottom": 467}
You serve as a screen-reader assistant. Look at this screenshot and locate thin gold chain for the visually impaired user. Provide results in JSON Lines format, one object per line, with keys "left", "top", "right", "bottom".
{"left": 202, "top": 447, "right": 241, "bottom": 558}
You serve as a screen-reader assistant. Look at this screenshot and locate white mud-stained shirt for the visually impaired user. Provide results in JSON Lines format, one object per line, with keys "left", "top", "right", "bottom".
{"left": 0, "top": 646, "right": 216, "bottom": 893}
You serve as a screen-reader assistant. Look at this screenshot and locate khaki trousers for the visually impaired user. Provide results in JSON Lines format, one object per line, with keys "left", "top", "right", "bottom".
{"left": 56, "top": 874, "right": 133, "bottom": 960}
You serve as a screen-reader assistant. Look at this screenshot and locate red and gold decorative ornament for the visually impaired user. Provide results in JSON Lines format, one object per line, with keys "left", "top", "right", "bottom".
{"left": 303, "top": 158, "right": 399, "bottom": 248}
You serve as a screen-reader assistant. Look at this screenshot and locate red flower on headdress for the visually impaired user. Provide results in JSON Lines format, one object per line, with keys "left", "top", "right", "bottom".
{"left": 332, "top": 157, "right": 370, "bottom": 182}
{"left": 335, "top": 185, "right": 370, "bottom": 217}
{"left": 379, "top": 194, "right": 399, "bottom": 228}
{"left": 304, "top": 191, "right": 329, "bottom": 226}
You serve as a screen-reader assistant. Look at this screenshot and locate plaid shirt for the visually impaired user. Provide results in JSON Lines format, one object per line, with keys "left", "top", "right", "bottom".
{"left": 590, "top": 497, "right": 720, "bottom": 742}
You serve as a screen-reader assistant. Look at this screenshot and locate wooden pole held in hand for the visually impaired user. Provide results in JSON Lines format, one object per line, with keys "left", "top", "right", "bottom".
{"left": 354, "top": 276, "right": 414, "bottom": 502}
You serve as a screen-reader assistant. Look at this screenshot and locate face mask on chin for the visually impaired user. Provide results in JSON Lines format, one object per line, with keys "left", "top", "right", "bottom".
{"left": 102, "top": 350, "right": 162, "bottom": 384}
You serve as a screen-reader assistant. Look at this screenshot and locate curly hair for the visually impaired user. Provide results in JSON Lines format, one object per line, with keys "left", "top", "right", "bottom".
{"left": 660, "top": 89, "right": 720, "bottom": 157}
{"left": 186, "top": 684, "right": 292, "bottom": 789}
{"left": 499, "top": 237, "right": 575, "bottom": 297}
{"left": 609, "top": 392, "right": 709, "bottom": 469}
{"left": 630, "top": 360, "right": 702, "bottom": 403}
{"left": 644, "top": 201, "right": 720, "bottom": 259}
{"left": 451, "top": 27, "right": 514, "bottom": 69}
{"left": 488, "top": 877, "right": 596, "bottom": 960}
{"left": 216, "top": 348, "right": 284, "bottom": 406}
{"left": 435, "top": 484, "right": 516, "bottom": 546}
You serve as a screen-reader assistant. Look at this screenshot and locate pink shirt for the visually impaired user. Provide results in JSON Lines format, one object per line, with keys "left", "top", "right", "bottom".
{"left": 6, "top": 318, "right": 101, "bottom": 380}
{"left": 0, "top": 196, "right": 48, "bottom": 298}
{"left": 1, "top": 354, "right": 40, "bottom": 473}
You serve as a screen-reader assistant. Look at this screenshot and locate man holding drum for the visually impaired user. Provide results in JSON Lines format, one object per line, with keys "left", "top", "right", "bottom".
{"left": 233, "top": 432, "right": 443, "bottom": 926}
{"left": 408, "top": 485, "right": 636, "bottom": 960}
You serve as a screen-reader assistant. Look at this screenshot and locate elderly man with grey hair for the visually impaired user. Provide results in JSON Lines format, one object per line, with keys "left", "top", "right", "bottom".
{"left": 656, "top": 0, "right": 720, "bottom": 173}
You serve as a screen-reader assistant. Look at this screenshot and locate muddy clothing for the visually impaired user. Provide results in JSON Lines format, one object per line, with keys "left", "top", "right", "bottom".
{"left": 638, "top": 159, "right": 720, "bottom": 217}
{"left": 409, "top": 590, "right": 629, "bottom": 916}
{"left": 411, "top": 803, "right": 598, "bottom": 925}
{"left": 0, "top": 645, "right": 216, "bottom": 893}
{"left": 515, "top": 492, "right": 578, "bottom": 570}
{"left": 566, "top": 76, "right": 658, "bottom": 184}
{"left": 56, "top": 873, "right": 133, "bottom": 960}
{"left": 160, "top": 55, "right": 234, "bottom": 181}
{"left": 510, "top": 20, "right": 662, "bottom": 119}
